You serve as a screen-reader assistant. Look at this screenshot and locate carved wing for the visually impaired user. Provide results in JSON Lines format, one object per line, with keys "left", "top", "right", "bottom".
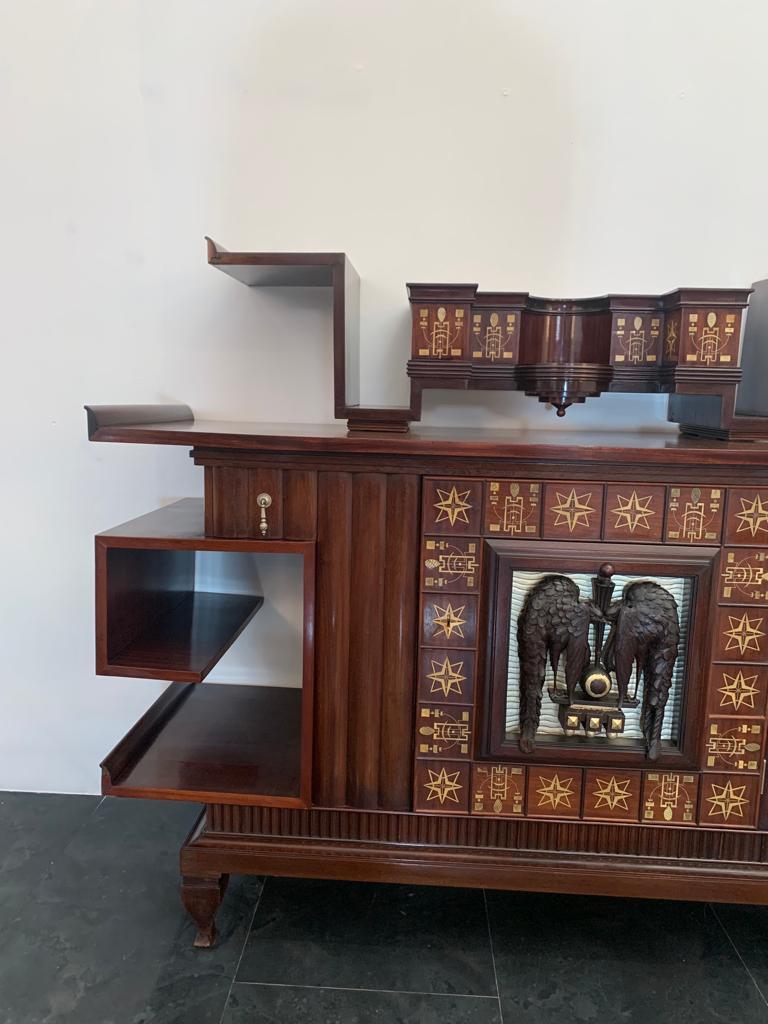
{"left": 517, "top": 575, "right": 591, "bottom": 751}
{"left": 605, "top": 580, "right": 680, "bottom": 759}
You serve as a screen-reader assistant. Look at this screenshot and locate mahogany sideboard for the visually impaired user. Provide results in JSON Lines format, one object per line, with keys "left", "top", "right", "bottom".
{"left": 85, "top": 244, "right": 768, "bottom": 946}
{"left": 88, "top": 420, "right": 768, "bottom": 947}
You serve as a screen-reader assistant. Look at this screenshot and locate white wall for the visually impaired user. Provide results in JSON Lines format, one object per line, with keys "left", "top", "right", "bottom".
{"left": 2, "top": 0, "right": 767, "bottom": 793}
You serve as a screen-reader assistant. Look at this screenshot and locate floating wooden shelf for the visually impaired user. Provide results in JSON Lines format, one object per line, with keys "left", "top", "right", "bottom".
{"left": 102, "top": 682, "right": 304, "bottom": 806}
{"left": 105, "top": 591, "right": 263, "bottom": 683}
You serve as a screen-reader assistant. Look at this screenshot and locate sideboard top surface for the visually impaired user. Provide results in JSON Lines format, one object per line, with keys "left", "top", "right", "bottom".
{"left": 85, "top": 415, "right": 768, "bottom": 466}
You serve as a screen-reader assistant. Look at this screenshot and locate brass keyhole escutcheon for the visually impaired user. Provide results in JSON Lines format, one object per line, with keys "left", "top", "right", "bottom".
{"left": 256, "top": 492, "right": 272, "bottom": 537}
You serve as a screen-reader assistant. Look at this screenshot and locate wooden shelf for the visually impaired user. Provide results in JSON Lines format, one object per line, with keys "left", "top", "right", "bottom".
{"left": 102, "top": 683, "right": 304, "bottom": 806}
{"left": 104, "top": 591, "right": 263, "bottom": 683}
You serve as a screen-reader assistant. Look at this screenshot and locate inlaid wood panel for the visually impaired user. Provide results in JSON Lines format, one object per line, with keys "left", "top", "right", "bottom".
{"left": 699, "top": 773, "right": 760, "bottom": 828}
{"left": 602, "top": 484, "right": 665, "bottom": 542}
{"left": 416, "top": 705, "right": 472, "bottom": 759}
{"left": 724, "top": 489, "right": 768, "bottom": 546}
{"left": 417, "top": 649, "right": 475, "bottom": 706}
{"left": 412, "top": 303, "right": 469, "bottom": 359}
{"left": 526, "top": 767, "right": 583, "bottom": 819}
{"left": 484, "top": 480, "right": 541, "bottom": 537}
{"left": 541, "top": 483, "right": 603, "bottom": 541}
{"left": 413, "top": 760, "right": 471, "bottom": 814}
{"left": 713, "top": 607, "right": 768, "bottom": 662}
{"left": 642, "top": 772, "right": 698, "bottom": 824}
{"left": 421, "top": 537, "right": 480, "bottom": 593}
{"left": 665, "top": 486, "right": 723, "bottom": 544}
{"left": 610, "top": 313, "right": 662, "bottom": 366}
{"left": 582, "top": 769, "right": 642, "bottom": 823}
{"left": 706, "top": 664, "right": 768, "bottom": 718}
{"left": 470, "top": 309, "right": 520, "bottom": 363}
{"left": 471, "top": 764, "right": 525, "bottom": 817}
{"left": 679, "top": 308, "right": 742, "bottom": 368}
{"left": 704, "top": 719, "right": 765, "bottom": 773}
{"left": 313, "top": 471, "right": 419, "bottom": 811}
{"left": 422, "top": 479, "right": 483, "bottom": 535}
{"left": 719, "top": 549, "right": 768, "bottom": 605}
{"left": 421, "top": 595, "right": 478, "bottom": 649}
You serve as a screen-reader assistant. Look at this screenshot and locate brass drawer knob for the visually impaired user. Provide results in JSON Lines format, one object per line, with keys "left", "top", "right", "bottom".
{"left": 256, "top": 492, "right": 272, "bottom": 536}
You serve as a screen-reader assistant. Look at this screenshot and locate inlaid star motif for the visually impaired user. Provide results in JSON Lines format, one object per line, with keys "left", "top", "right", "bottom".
{"left": 427, "top": 656, "right": 466, "bottom": 698}
{"left": 735, "top": 495, "right": 768, "bottom": 538}
{"left": 431, "top": 603, "right": 466, "bottom": 641}
{"left": 610, "top": 491, "right": 656, "bottom": 533}
{"left": 424, "top": 767, "right": 463, "bottom": 805}
{"left": 706, "top": 779, "right": 749, "bottom": 821}
{"left": 434, "top": 486, "right": 473, "bottom": 528}
{"left": 551, "top": 489, "right": 595, "bottom": 532}
{"left": 592, "top": 776, "right": 633, "bottom": 812}
{"left": 724, "top": 613, "right": 765, "bottom": 656}
{"left": 718, "top": 670, "right": 760, "bottom": 712}
{"left": 536, "top": 773, "right": 574, "bottom": 810}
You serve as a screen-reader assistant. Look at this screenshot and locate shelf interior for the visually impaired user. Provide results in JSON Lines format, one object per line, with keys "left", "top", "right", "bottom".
{"left": 103, "top": 683, "right": 303, "bottom": 805}
{"left": 107, "top": 591, "right": 263, "bottom": 683}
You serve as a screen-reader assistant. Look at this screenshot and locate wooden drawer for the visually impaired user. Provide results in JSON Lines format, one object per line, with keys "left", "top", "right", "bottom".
{"left": 204, "top": 466, "right": 317, "bottom": 539}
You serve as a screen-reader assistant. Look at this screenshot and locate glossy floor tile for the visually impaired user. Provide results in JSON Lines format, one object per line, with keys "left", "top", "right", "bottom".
{"left": 236, "top": 876, "right": 497, "bottom": 995}
{"left": 1, "top": 793, "right": 767, "bottom": 1024}
{"left": 487, "top": 891, "right": 768, "bottom": 1024}
{"left": 222, "top": 984, "right": 501, "bottom": 1023}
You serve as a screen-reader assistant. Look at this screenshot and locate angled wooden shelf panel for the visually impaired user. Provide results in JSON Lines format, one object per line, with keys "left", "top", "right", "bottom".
{"left": 101, "top": 683, "right": 305, "bottom": 806}
{"left": 103, "top": 591, "right": 263, "bottom": 683}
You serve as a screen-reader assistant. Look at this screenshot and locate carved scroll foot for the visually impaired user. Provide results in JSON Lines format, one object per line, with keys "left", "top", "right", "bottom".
{"left": 181, "top": 873, "right": 229, "bottom": 948}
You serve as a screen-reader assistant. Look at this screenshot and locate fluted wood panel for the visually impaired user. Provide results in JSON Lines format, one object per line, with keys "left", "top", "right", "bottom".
{"left": 379, "top": 475, "right": 420, "bottom": 808}
{"left": 314, "top": 471, "right": 421, "bottom": 810}
{"left": 207, "top": 804, "right": 768, "bottom": 864}
{"left": 314, "top": 472, "right": 353, "bottom": 806}
{"left": 347, "top": 474, "right": 387, "bottom": 807}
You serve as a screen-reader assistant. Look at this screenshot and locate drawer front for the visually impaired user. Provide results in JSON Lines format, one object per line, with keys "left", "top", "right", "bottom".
{"left": 204, "top": 466, "right": 317, "bottom": 540}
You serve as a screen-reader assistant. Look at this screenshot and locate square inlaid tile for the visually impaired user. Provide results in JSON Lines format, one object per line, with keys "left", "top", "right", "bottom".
{"left": 471, "top": 764, "right": 525, "bottom": 817}
{"left": 699, "top": 773, "right": 760, "bottom": 829}
{"left": 665, "top": 486, "right": 723, "bottom": 544}
{"left": 582, "top": 768, "right": 642, "bottom": 822}
{"left": 542, "top": 483, "right": 603, "bottom": 541}
{"left": 423, "top": 479, "right": 483, "bottom": 535}
{"left": 525, "top": 766, "right": 582, "bottom": 819}
{"left": 602, "top": 484, "right": 665, "bottom": 542}
{"left": 642, "top": 771, "right": 699, "bottom": 824}
{"left": 484, "top": 480, "right": 541, "bottom": 537}
{"left": 724, "top": 488, "right": 768, "bottom": 546}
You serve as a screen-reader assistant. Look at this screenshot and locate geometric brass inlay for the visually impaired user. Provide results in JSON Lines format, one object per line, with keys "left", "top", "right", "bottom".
{"left": 550, "top": 488, "right": 595, "bottom": 533}
{"left": 722, "top": 611, "right": 766, "bottom": 657}
{"left": 666, "top": 486, "right": 722, "bottom": 544}
{"left": 642, "top": 772, "right": 698, "bottom": 824}
{"left": 472, "top": 764, "right": 525, "bottom": 817}
{"left": 705, "top": 719, "right": 763, "bottom": 772}
{"left": 426, "top": 656, "right": 466, "bottom": 699}
{"left": 424, "top": 765, "right": 464, "bottom": 804}
{"left": 715, "top": 668, "right": 762, "bottom": 714}
{"left": 720, "top": 549, "right": 768, "bottom": 605}
{"left": 418, "top": 705, "right": 472, "bottom": 758}
{"left": 422, "top": 538, "right": 479, "bottom": 592}
{"left": 434, "top": 486, "right": 473, "bottom": 528}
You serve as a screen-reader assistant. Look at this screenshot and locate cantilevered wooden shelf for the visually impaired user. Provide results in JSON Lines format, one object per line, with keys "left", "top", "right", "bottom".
{"left": 102, "top": 683, "right": 304, "bottom": 806}
{"left": 104, "top": 592, "right": 263, "bottom": 683}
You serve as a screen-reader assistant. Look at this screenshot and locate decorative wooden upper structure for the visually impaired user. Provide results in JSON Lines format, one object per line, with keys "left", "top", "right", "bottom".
{"left": 204, "top": 239, "right": 768, "bottom": 439}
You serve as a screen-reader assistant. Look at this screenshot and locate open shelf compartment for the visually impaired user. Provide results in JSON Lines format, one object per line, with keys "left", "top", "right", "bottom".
{"left": 101, "top": 682, "right": 305, "bottom": 806}
{"left": 96, "top": 498, "right": 315, "bottom": 807}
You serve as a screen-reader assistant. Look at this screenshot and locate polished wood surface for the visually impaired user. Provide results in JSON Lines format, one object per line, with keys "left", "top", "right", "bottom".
{"left": 86, "top": 417, "right": 768, "bottom": 464}
{"left": 105, "top": 592, "right": 262, "bottom": 683}
{"left": 102, "top": 683, "right": 304, "bottom": 805}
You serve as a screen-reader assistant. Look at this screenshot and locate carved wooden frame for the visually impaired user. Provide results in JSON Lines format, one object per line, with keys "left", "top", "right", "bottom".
{"left": 479, "top": 540, "right": 717, "bottom": 769}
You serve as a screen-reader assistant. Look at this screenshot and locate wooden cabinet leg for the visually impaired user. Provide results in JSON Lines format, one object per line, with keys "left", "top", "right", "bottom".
{"left": 181, "top": 873, "right": 229, "bottom": 948}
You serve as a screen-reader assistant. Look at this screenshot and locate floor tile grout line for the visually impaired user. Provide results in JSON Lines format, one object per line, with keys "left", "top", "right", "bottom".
{"left": 232, "top": 980, "right": 499, "bottom": 1000}
{"left": 218, "top": 876, "right": 267, "bottom": 1024}
{"left": 709, "top": 903, "right": 768, "bottom": 1009}
{"left": 482, "top": 889, "right": 505, "bottom": 1024}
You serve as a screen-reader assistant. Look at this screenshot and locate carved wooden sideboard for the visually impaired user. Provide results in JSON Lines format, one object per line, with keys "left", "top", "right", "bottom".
{"left": 86, "top": 246, "right": 768, "bottom": 947}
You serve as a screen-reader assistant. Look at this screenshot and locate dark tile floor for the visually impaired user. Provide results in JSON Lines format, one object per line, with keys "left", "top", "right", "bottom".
{"left": 1, "top": 793, "right": 767, "bottom": 1024}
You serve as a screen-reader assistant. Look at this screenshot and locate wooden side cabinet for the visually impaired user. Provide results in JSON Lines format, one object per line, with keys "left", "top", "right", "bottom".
{"left": 87, "top": 425, "right": 768, "bottom": 947}
{"left": 84, "top": 247, "right": 768, "bottom": 946}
